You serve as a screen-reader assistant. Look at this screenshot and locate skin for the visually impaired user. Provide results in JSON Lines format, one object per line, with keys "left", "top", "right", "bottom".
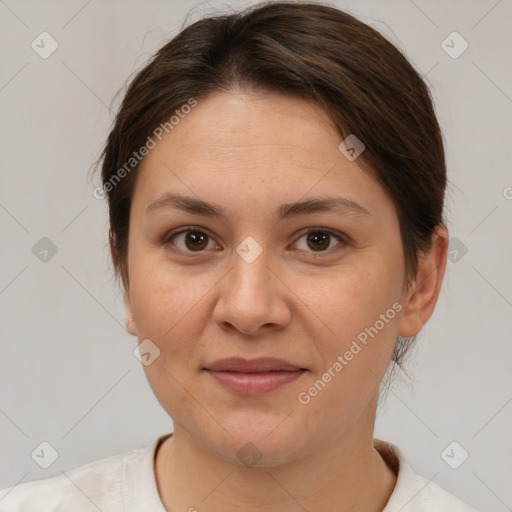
{"left": 114, "top": 89, "right": 448, "bottom": 511}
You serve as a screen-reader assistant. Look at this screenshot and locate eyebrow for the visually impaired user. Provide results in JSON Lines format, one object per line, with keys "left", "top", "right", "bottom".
{"left": 145, "top": 193, "right": 371, "bottom": 219}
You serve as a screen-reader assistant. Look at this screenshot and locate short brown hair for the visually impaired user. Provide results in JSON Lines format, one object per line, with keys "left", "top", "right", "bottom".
{"left": 97, "top": 1, "right": 446, "bottom": 364}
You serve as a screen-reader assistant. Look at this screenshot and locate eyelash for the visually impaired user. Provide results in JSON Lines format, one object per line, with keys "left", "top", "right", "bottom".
{"left": 163, "top": 226, "right": 348, "bottom": 257}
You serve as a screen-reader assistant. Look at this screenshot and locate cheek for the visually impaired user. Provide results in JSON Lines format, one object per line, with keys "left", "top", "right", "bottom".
{"left": 311, "top": 258, "right": 402, "bottom": 341}
{"left": 300, "top": 255, "right": 403, "bottom": 393}
{"left": 128, "top": 263, "right": 210, "bottom": 412}
{"left": 294, "top": 277, "right": 401, "bottom": 432}
{"left": 130, "top": 267, "right": 210, "bottom": 345}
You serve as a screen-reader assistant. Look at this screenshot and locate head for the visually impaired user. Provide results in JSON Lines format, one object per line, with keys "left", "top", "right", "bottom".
{"left": 97, "top": 2, "right": 448, "bottom": 465}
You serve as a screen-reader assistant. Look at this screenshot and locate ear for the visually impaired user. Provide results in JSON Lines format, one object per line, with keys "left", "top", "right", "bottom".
{"left": 123, "top": 291, "right": 138, "bottom": 337}
{"left": 398, "top": 225, "right": 449, "bottom": 337}
{"left": 109, "top": 230, "right": 137, "bottom": 337}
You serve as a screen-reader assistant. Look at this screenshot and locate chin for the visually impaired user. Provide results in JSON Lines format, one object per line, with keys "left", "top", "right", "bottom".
{"left": 194, "top": 416, "right": 313, "bottom": 469}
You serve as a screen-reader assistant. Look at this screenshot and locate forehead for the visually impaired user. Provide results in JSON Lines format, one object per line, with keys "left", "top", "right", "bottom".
{"left": 150, "top": 90, "right": 340, "bottom": 167}
{"left": 132, "top": 90, "right": 389, "bottom": 218}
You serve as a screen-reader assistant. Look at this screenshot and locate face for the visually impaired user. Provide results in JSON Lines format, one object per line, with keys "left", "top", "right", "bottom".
{"left": 123, "top": 90, "right": 414, "bottom": 466}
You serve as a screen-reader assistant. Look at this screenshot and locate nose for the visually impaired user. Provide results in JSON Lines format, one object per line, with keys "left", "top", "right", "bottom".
{"left": 212, "top": 249, "right": 292, "bottom": 336}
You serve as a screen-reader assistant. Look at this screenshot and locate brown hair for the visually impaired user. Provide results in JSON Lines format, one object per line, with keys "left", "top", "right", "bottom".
{"left": 97, "top": 1, "right": 446, "bottom": 365}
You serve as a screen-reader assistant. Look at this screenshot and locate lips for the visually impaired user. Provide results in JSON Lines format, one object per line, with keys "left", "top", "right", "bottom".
{"left": 203, "top": 357, "right": 307, "bottom": 396}
{"left": 204, "top": 357, "right": 305, "bottom": 373}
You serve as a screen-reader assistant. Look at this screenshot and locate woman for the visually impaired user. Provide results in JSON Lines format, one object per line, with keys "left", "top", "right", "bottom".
{"left": 0, "top": 2, "right": 479, "bottom": 510}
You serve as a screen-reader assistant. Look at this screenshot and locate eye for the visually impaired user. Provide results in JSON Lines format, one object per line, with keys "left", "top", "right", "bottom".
{"left": 164, "top": 227, "right": 221, "bottom": 254}
{"left": 164, "top": 227, "right": 346, "bottom": 256}
{"left": 293, "top": 228, "right": 345, "bottom": 254}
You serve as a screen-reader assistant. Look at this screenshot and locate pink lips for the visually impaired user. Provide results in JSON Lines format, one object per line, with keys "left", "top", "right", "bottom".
{"left": 203, "top": 357, "right": 307, "bottom": 396}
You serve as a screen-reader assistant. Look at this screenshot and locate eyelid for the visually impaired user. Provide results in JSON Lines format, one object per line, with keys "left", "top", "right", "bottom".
{"left": 291, "top": 227, "right": 347, "bottom": 254}
{"left": 163, "top": 226, "right": 220, "bottom": 255}
{"left": 163, "top": 226, "right": 348, "bottom": 255}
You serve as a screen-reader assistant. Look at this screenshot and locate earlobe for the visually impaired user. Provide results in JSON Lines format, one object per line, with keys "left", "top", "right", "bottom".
{"left": 123, "top": 292, "right": 138, "bottom": 336}
{"left": 110, "top": 230, "right": 137, "bottom": 336}
{"left": 398, "top": 225, "right": 449, "bottom": 337}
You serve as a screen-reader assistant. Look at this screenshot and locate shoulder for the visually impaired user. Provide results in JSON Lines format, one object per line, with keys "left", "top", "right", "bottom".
{"left": 0, "top": 444, "right": 148, "bottom": 511}
{"left": 374, "top": 439, "right": 480, "bottom": 512}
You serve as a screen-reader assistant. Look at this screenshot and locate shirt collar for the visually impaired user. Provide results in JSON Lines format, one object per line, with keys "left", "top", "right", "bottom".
{"left": 122, "top": 433, "right": 433, "bottom": 511}
{"left": 122, "top": 433, "right": 170, "bottom": 511}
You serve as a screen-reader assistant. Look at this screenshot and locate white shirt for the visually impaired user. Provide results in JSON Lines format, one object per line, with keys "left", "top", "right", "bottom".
{"left": 0, "top": 434, "right": 478, "bottom": 511}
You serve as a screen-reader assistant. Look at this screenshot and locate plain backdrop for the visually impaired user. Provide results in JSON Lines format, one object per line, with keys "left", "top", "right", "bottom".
{"left": 0, "top": 0, "right": 511, "bottom": 510}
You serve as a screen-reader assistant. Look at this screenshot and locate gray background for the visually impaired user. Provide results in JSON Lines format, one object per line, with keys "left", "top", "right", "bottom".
{"left": 0, "top": 0, "right": 510, "bottom": 510}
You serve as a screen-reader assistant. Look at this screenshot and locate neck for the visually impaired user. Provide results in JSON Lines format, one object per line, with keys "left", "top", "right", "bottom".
{"left": 155, "top": 403, "right": 396, "bottom": 511}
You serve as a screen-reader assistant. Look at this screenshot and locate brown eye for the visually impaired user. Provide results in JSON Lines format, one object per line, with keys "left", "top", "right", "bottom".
{"left": 294, "top": 229, "right": 345, "bottom": 253}
{"left": 183, "top": 231, "right": 209, "bottom": 251}
{"left": 306, "top": 231, "right": 330, "bottom": 251}
{"left": 166, "top": 228, "right": 218, "bottom": 253}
